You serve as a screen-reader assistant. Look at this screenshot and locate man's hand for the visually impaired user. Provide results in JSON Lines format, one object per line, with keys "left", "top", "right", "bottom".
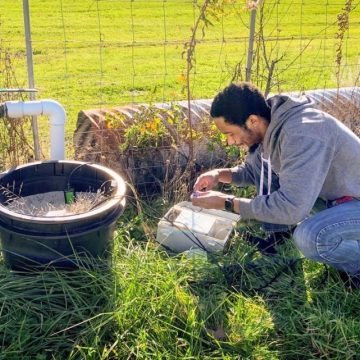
{"left": 193, "top": 170, "right": 220, "bottom": 191}
{"left": 191, "top": 190, "right": 227, "bottom": 210}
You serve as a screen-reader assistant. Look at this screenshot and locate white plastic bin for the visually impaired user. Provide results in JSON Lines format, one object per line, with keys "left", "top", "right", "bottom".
{"left": 156, "top": 201, "right": 241, "bottom": 253}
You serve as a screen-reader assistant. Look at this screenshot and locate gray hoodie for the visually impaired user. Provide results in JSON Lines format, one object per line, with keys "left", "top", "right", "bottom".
{"left": 232, "top": 94, "right": 360, "bottom": 225}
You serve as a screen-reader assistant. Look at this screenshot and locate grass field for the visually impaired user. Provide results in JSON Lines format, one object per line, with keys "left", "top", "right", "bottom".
{"left": 1, "top": 0, "right": 360, "bottom": 133}
{"left": 1, "top": 1, "right": 360, "bottom": 359}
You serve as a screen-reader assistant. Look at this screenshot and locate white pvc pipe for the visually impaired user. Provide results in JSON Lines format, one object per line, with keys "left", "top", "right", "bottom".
{"left": 4, "top": 100, "right": 66, "bottom": 160}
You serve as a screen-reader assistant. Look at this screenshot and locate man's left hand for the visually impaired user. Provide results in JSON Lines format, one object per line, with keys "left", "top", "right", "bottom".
{"left": 191, "top": 190, "right": 228, "bottom": 210}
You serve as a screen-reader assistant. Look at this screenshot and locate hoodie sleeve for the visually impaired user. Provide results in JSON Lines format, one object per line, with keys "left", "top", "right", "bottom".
{"left": 238, "top": 134, "right": 334, "bottom": 225}
{"left": 230, "top": 156, "right": 257, "bottom": 187}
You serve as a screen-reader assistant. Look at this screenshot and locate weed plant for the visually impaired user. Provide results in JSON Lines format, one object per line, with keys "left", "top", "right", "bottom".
{"left": 0, "top": 38, "right": 35, "bottom": 169}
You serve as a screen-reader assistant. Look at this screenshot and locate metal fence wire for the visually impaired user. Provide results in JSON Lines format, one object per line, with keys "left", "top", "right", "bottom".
{"left": 0, "top": 0, "right": 360, "bottom": 196}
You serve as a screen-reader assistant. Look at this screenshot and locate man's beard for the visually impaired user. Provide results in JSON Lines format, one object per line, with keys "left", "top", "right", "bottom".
{"left": 242, "top": 125, "right": 260, "bottom": 153}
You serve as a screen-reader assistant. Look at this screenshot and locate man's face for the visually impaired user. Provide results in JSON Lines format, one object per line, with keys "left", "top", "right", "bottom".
{"left": 213, "top": 116, "right": 265, "bottom": 150}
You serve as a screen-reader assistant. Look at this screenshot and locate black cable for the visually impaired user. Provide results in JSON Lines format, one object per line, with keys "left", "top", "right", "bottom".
{"left": 66, "top": 162, "right": 96, "bottom": 190}
{"left": 221, "top": 256, "right": 306, "bottom": 293}
{"left": 65, "top": 163, "right": 120, "bottom": 208}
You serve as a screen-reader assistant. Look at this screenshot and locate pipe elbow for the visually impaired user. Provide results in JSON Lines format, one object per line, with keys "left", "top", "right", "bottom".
{"left": 41, "top": 100, "right": 66, "bottom": 125}
{"left": 4, "top": 100, "right": 66, "bottom": 126}
{"left": 4, "top": 99, "right": 66, "bottom": 160}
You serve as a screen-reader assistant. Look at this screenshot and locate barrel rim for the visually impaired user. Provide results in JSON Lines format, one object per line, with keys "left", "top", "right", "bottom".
{"left": 0, "top": 160, "right": 127, "bottom": 224}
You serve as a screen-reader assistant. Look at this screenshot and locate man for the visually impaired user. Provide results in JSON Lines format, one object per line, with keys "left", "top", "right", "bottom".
{"left": 191, "top": 82, "right": 360, "bottom": 284}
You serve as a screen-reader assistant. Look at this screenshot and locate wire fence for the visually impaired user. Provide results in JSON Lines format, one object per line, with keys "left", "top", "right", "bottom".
{"left": 0, "top": 0, "right": 360, "bottom": 197}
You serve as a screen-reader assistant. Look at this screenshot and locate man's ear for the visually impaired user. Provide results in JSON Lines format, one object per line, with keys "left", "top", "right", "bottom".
{"left": 246, "top": 115, "right": 260, "bottom": 128}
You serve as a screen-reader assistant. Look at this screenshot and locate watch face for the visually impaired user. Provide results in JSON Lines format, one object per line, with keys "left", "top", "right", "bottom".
{"left": 225, "top": 198, "right": 234, "bottom": 212}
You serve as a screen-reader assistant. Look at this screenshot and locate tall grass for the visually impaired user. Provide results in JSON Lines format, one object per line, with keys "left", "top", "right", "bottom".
{"left": 1, "top": 201, "right": 360, "bottom": 359}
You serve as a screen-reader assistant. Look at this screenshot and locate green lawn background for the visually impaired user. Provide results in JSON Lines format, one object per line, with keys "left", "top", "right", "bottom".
{"left": 1, "top": 0, "right": 359, "bottom": 135}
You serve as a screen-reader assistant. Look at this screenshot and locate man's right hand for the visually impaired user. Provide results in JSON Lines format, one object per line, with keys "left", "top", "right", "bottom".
{"left": 193, "top": 169, "right": 220, "bottom": 191}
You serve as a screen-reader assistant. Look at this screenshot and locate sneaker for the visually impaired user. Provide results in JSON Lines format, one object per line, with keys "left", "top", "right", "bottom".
{"left": 245, "top": 231, "right": 292, "bottom": 254}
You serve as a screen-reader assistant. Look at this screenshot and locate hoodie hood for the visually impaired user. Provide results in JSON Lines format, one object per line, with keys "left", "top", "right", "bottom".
{"left": 263, "top": 94, "right": 315, "bottom": 158}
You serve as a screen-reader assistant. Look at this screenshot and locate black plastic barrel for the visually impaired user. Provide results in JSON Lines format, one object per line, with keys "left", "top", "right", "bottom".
{"left": 0, "top": 160, "right": 126, "bottom": 269}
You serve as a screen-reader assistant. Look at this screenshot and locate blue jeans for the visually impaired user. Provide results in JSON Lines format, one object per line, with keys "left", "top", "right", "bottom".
{"left": 246, "top": 148, "right": 360, "bottom": 274}
{"left": 293, "top": 199, "right": 360, "bottom": 275}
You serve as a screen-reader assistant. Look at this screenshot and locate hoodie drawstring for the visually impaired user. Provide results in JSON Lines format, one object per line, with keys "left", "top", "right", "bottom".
{"left": 260, "top": 153, "right": 272, "bottom": 196}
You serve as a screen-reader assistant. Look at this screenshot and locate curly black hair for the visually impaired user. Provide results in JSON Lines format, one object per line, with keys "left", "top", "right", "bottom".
{"left": 210, "top": 82, "right": 271, "bottom": 126}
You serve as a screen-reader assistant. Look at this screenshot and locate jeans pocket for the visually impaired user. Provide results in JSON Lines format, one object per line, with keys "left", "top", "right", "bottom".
{"left": 316, "top": 220, "right": 360, "bottom": 264}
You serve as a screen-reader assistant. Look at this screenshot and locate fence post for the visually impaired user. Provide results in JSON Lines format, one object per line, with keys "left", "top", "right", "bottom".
{"left": 23, "top": 0, "right": 41, "bottom": 160}
{"left": 245, "top": 1, "right": 258, "bottom": 82}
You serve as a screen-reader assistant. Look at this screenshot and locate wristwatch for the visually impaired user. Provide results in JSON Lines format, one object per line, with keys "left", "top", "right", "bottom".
{"left": 224, "top": 196, "right": 235, "bottom": 213}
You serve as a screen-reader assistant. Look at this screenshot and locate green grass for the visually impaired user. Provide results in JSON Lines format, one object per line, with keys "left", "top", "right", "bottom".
{"left": 1, "top": 201, "right": 360, "bottom": 359}
{"left": 1, "top": 0, "right": 360, "bottom": 135}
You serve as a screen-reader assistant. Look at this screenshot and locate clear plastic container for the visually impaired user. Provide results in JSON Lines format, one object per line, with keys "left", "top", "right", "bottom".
{"left": 156, "top": 201, "right": 240, "bottom": 253}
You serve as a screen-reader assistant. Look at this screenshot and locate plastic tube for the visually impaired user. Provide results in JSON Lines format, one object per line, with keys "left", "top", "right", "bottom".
{"left": 4, "top": 100, "right": 66, "bottom": 160}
